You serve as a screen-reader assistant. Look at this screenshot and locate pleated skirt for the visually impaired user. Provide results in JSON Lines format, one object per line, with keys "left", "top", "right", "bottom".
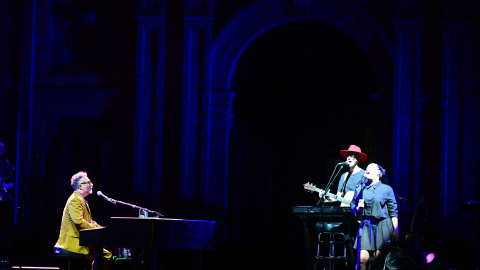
{"left": 353, "top": 216, "right": 394, "bottom": 250}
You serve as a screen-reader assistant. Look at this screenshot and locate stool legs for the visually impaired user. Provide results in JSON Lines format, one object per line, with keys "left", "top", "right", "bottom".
{"left": 316, "top": 232, "right": 347, "bottom": 270}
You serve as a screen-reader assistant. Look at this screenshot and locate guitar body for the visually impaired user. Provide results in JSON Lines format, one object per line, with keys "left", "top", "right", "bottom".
{"left": 386, "top": 196, "right": 428, "bottom": 269}
{"left": 340, "top": 191, "right": 354, "bottom": 207}
{"left": 0, "top": 167, "right": 14, "bottom": 184}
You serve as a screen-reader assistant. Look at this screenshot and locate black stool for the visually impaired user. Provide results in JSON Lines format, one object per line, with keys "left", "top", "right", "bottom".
{"left": 53, "top": 247, "right": 92, "bottom": 270}
{"left": 315, "top": 222, "right": 348, "bottom": 270}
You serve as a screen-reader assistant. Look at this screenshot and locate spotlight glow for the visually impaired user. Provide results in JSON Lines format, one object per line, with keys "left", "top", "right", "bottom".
{"left": 426, "top": 253, "right": 435, "bottom": 263}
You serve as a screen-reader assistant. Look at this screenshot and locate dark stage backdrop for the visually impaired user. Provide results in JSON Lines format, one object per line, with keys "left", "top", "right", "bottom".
{"left": 1, "top": 1, "right": 479, "bottom": 269}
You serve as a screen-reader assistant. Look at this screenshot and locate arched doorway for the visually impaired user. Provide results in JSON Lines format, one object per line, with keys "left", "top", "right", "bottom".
{"left": 207, "top": 2, "right": 393, "bottom": 267}
{"left": 227, "top": 20, "right": 377, "bottom": 268}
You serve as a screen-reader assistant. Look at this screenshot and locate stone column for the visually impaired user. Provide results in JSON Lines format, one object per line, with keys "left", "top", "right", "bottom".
{"left": 439, "top": 21, "right": 471, "bottom": 216}
{"left": 392, "top": 21, "right": 423, "bottom": 203}
{"left": 180, "top": 0, "right": 213, "bottom": 203}
{"left": 133, "top": 0, "right": 167, "bottom": 199}
{"left": 16, "top": 0, "right": 36, "bottom": 226}
{"left": 200, "top": 90, "right": 235, "bottom": 209}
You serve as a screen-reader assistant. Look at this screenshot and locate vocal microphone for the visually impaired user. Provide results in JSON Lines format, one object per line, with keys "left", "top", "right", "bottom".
{"left": 97, "top": 191, "right": 115, "bottom": 203}
{"left": 337, "top": 161, "right": 349, "bottom": 166}
{"left": 357, "top": 176, "right": 369, "bottom": 188}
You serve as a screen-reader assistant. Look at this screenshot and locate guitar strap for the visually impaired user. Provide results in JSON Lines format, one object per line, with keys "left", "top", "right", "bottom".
{"left": 340, "top": 173, "right": 350, "bottom": 196}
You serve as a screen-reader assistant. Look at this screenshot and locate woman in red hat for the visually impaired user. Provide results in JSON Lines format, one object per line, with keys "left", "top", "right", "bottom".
{"left": 321, "top": 145, "right": 368, "bottom": 205}
{"left": 336, "top": 145, "right": 368, "bottom": 203}
{"left": 317, "top": 145, "right": 368, "bottom": 268}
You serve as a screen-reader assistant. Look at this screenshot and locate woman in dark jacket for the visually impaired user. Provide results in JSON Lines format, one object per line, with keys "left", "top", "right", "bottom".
{"left": 351, "top": 163, "right": 399, "bottom": 270}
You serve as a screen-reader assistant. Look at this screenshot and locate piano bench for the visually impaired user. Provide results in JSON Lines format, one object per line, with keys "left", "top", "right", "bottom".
{"left": 53, "top": 248, "right": 92, "bottom": 270}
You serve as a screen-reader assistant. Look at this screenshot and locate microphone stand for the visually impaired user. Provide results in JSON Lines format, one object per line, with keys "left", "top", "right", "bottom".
{"left": 96, "top": 195, "right": 163, "bottom": 270}
{"left": 0, "top": 187, "right": 14, "bottom": 201}
{"left": 315, "top": 164, "right": 344, "bottom": 270}
{"left": 105, "top": 197, "right": 164, "bottom": 218}
{"left": 355, "top": 181, "right": 366, "bottom": 270}
{"left": 316, "top": 164, "right": 344, "bottom": 206}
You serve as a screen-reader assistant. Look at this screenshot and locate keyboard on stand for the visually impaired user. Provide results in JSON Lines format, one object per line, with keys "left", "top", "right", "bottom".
{"left": 292, "top": 205, "right": 352, "bottom": 217}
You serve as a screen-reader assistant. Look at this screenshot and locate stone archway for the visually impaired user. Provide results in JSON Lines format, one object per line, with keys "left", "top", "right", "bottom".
{"left": 204, "top": 0, "right": 393, "bottom": 219}
{"left": 211, "top": 0, "right": 392, "bottom": 91}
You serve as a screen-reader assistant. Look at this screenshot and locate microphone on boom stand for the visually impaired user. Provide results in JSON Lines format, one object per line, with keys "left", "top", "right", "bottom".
{"left": 97, "top": 191, "right": 116, "bottom": 204}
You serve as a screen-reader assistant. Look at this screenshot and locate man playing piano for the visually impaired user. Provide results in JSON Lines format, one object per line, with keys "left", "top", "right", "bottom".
{"left": 54, "top": 171, "right": 112, "bottom": 269}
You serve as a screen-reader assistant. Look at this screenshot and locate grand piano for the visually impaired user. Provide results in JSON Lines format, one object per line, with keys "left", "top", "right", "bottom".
{"left": 79, "top": 217, "right": 216, "bottom": 270}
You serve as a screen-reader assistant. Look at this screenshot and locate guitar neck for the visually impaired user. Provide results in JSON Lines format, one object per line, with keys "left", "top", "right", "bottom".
{"left": 315, "top": 188, "right": 351, "bottom": 205}
{"left": 410, "top": 206, "right": 420, "bottom": 233}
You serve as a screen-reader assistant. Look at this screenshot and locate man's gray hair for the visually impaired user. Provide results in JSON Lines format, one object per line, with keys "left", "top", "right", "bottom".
{"left": 71, "top": 171, "right": 87, "bottom": 190}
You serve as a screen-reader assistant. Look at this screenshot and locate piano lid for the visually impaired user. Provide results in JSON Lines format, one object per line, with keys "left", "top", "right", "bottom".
{"left": 79, "top": 217, "right": 216, "bottom": 250}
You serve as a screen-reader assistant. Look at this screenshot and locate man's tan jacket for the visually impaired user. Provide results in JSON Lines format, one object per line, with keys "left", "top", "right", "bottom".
{"left": 54, "top": 192, "right": 101, "bottom": 255}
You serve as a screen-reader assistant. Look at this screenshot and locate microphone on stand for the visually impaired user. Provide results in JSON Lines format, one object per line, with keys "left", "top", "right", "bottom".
{"left": 97, "top": 191, "right": 116, "bottom": 204}
{"left": 337, "top": 161, "right": 349, "bottom": 166}
{"left": 357, "top": 176, "right": 369, "bottom": 188}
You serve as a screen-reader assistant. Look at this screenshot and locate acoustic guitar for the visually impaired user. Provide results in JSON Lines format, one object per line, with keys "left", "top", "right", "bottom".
{"left": 385, "top": 195, "right": 428, "bottom": 270}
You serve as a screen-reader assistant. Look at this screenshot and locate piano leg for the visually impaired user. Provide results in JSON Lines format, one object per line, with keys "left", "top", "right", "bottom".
{"left": 131, "top": 248, "right": 157, "bottom": 270}
{"left": 93, "top": 246, "right": 103, "bottom": 270}
{"left": 146, "top": 248, "right": 157, "bottom": 270}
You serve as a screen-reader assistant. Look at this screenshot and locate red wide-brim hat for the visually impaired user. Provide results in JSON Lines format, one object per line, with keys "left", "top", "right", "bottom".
{"left": 340, "top": 145, "right": 367, "bottom": 164}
